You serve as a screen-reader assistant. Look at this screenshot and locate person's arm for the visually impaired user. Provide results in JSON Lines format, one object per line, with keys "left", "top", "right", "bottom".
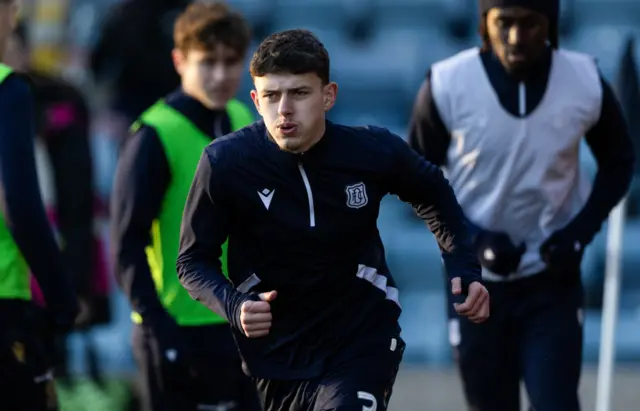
{"left": 0, "top": 76, "right": 77, "bottom": 318}
{"left": 381, "top": 128, "right": 482, "bottom": 289}
{"left": 565, "top": 76, "right": 635, "bottom": 245}
{"left": 408, "top": 72, "right": 485, "bottom": 239}
{"left": 176, "top": 148, "right": 255, "bottom": 331}
{"left": 110, "top": 126, "right": 171, "bottom": 322}
{"left": 44, "top": 99, "right": 94, "bottom": 298}
{"left": 407, "top": 70, "right": 452, "bottom": 167}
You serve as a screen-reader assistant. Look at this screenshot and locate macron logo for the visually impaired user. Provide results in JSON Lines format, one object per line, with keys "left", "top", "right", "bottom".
{"left": 258, "top": 188, "right": 275, "bottom": 210}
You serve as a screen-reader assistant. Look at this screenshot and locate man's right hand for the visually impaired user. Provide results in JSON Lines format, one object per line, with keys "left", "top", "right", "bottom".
{"left": 451, "top": 278, "right": 490, "bottom": 323}
{"left": 240, "top": 290, "right": 277, "bottom": 338}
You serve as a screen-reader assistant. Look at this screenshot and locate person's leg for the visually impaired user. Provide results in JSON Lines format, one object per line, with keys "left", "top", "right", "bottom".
{"left": 185, "top": 324, "right": 262, "bottom": 410}
{"left": 311, "top": 333, "right": 405, "bottom": 411}
{"left": 0, "top": 326, "right": 58, "bottom": 411}
{"left": 131, "top": 324, "right": 193, "bottom": 411}
{"left": 456, "top": 282, "right": 521, "bottom": 411}
{"left": 520, "top": 277, "right": 583, "bottom": 411}
{"left": 51, "top": 333, "right": 70, "bottom": 383}
{"left": 131, "top": 324, "right": 159, "bottom": 411}
{"left": 237, "top": 372, "right": 264, "bottom": 411}
{"left": 255, "top": 378, "right": 311, "bottom": 411}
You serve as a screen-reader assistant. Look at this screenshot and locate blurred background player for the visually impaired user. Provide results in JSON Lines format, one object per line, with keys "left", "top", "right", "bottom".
{"left": 4, "top": 19, "right": 113, "bottom": 386}
{"left": 0, "top": 0, "right": 79, "bottom": 409}
{"left": 110, "top": 2, "right": 258, "bottom": 410}
{"left": 408, "top": 0, "right": 635, "bottom": 409}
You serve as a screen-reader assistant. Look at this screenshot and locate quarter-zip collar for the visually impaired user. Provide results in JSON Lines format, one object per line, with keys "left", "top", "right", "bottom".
{"left": 265, "top": 120, "right": 333, "bottom": 162}
{"left": 480, "top": 47, "right": 553, "bottom": 117}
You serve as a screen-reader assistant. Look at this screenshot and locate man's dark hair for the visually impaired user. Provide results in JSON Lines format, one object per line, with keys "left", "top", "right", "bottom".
{"left": 174, "top": 2, "right": 251, "bottom": 57}
{"left": 478, "top": 12, "right": 558, "bottom": 51}
{"left": 250, "top": 29, "right": 330, "bottom": 85}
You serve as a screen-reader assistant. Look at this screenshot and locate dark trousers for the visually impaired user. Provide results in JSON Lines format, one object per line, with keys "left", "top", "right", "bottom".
{"left": 0, "top": 301, "right": 58, "bottom": 411}
{"left": 450, "top": 274, "right": 584, "bottom": 411}
{"left": 256, "top": 334, "right": 405, "bottom": 411}
{"left": 132, "top": 323, "right": 261, "bottom": 411}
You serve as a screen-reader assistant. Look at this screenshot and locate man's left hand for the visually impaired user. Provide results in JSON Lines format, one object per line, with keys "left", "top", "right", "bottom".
{"left": 451, "top": 278, "right": 490, "bottom": 323}
{"left": 540, "top": 230, "right": 584, "bottom": 272}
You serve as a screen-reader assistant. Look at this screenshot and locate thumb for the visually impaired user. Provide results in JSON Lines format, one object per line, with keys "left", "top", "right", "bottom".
{"left": 451, "top": 277, "right": 462, "bottom": 295}
{"left": 258, "top": 290, "right": 277, "bottom": 302}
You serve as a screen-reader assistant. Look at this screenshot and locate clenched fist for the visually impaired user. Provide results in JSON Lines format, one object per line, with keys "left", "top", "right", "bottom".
{"left": 240, "top": 290, "right": 277, "bottom": 338}
{"left": 451, "top": 278, "right": 490, "bottom": 323}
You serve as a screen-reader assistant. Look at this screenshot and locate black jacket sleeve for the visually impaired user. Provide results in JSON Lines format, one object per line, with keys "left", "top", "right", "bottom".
{"left": 44, "top": 99, "right": 94, "bottom": 297}
{"left": 407, "top": 71, "right": 452, "bottom": 167}
{"left": 110, "top": 126, "right": 171, "bottom": 323}
{"left": 176, "top": 149, "right": 255, "bottom": 332}
{"left": 383, "top": 129, "right": 482, "bottom": 288}
{"left": 566, "top": 76, "right": 635, "bottom": 244}
{"left": 0, "top": 75, "right": 77, "bottom": 314}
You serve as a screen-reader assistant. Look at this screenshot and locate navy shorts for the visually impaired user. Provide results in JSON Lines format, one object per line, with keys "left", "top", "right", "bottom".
{"left": 132, "top": 323, "right": 261, "bottom": 411}
{"left": 256, "top": 334, "right": 405, "bottom": 411}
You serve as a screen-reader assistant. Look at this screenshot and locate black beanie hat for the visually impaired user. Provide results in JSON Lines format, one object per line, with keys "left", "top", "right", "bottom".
{"left": 479, "top": 0, "right": 560, "bottom": 48}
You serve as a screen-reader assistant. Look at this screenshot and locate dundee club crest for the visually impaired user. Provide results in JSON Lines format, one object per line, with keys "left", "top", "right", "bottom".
{"left": 345, "top": 182, "right": 368, "bottom": 209}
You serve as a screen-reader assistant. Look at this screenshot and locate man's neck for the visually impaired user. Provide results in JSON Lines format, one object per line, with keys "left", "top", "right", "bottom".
{"left": 294, "top": 121, "right": 326, "bottom": 154}
{"left": 180, "top": 87, "right": 225, "bottom": 112}
{"left": 489, "top": 47, "right": 553, "bottom": 82}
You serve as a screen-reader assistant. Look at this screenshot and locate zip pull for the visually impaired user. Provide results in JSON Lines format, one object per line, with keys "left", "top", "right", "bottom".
{"left": 297, "top": 163, "right": 316, "bottom": 227}
{"left": 518, "top": 82, "right": 526, "bottom": 116}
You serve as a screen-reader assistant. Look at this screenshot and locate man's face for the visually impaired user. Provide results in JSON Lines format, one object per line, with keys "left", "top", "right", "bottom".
{"left": 173, "top": 44, "right": 244, "bottom": 110}
{"left": 0, "top": 1, "right": 19, "bottom": 61}
{"left": 486, "top": 6, "right": 550, "bottom": 74}
{"left": 250, "top": 72, "right": 337, "bottom": 153}
{"left": 3, "top": 32, "right": 28, "bottom": 71}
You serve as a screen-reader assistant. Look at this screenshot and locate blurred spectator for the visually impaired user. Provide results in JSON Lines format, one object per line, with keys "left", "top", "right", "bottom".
{"left": 342, "top": 0, "right": 375, "bottom": 43}
{"left": 5, "top": 20, "right": 112, "bottom": 381}
{"left": 88, "top": 0, "right": 191, "bottom": 132}
{"left": 443, "top": 0, "right": 476, "bottom": 40}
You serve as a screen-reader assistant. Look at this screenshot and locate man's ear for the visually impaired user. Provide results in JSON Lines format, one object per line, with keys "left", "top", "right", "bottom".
{"left": 171, "top": 48, "right": 185, "bottom": 76}
{"left": 250, "top": 89, "right": 262, "bottom": 116}
{"left": 322, "top": 82, "right": 338, "bottom": 112}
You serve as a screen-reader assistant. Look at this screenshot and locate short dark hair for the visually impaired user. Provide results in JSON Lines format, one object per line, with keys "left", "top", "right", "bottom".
{"left": 478, "top": 12, "right": 558, "bottom": 50}
{"left": 250, "top": 29, "right": 330, "bottom": 85}
{"left": 173, "top": 2, "right": 251, "bottom": 57}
